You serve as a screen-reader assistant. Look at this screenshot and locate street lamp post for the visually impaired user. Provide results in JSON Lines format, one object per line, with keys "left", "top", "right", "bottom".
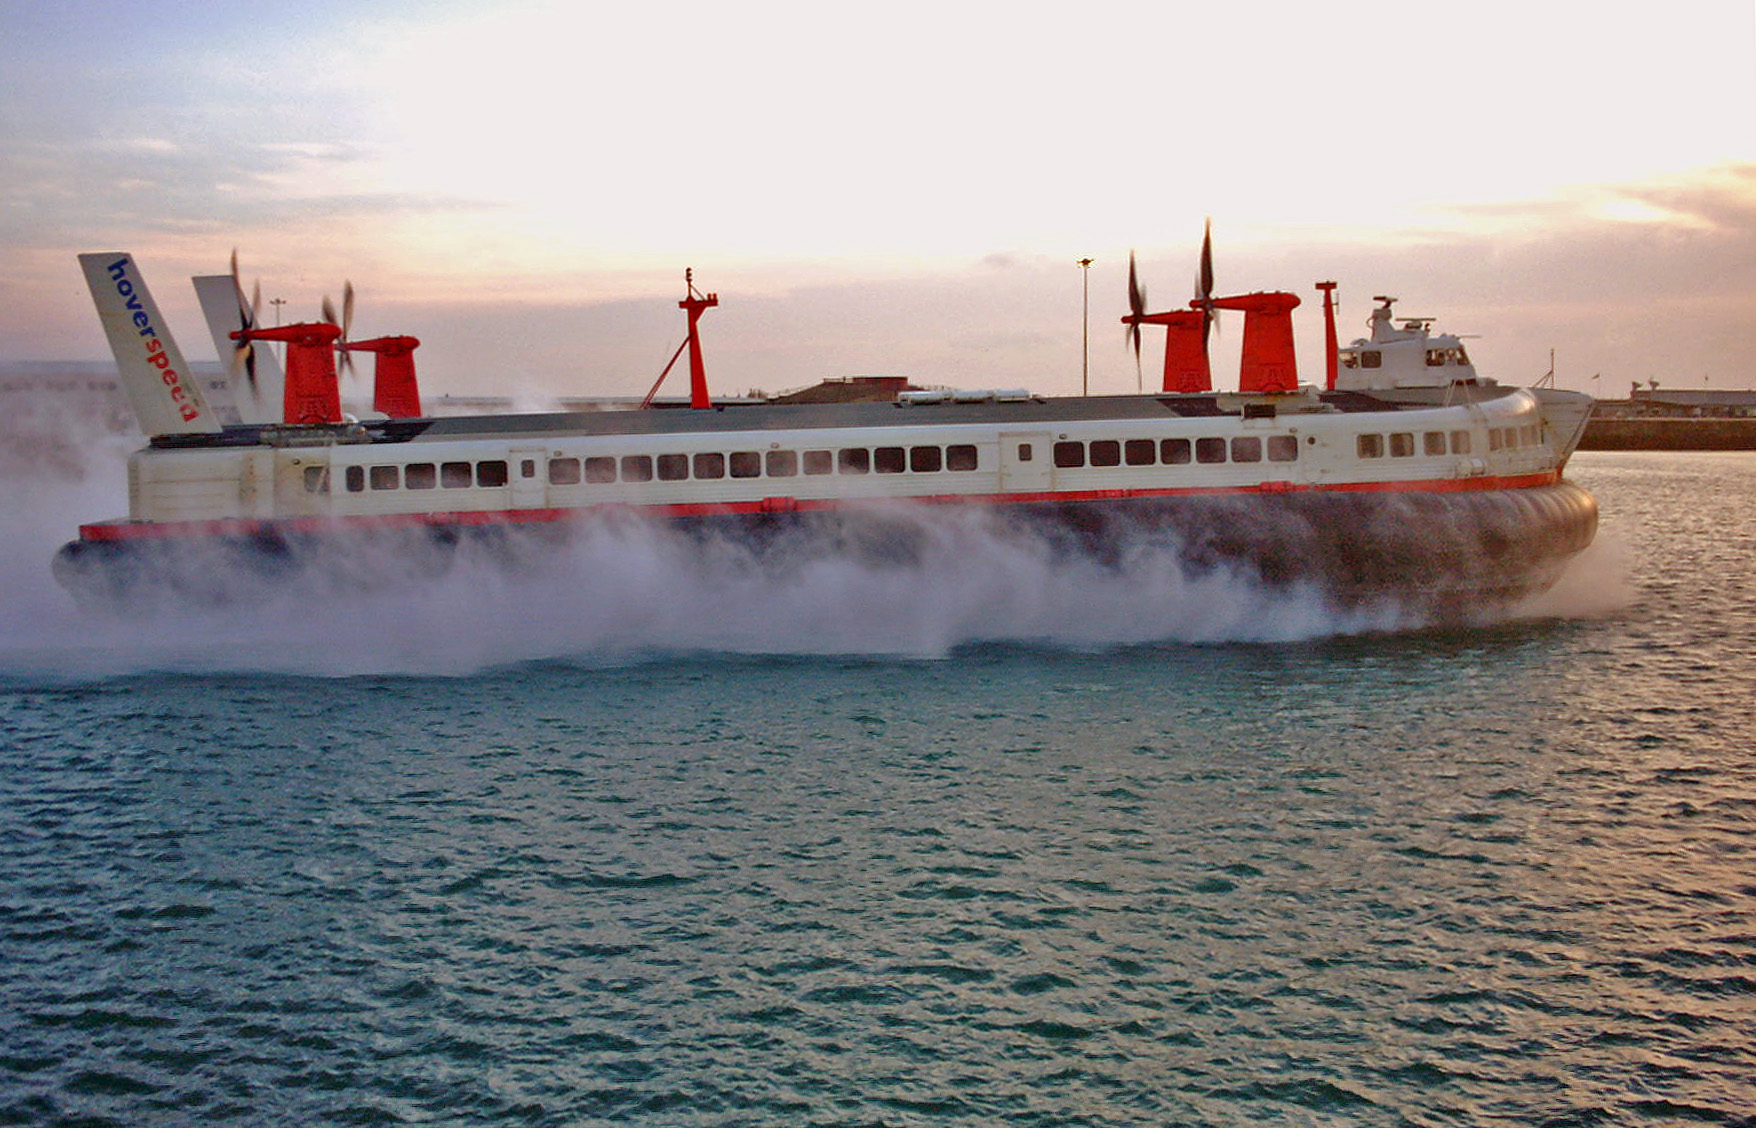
{"left": 1077, "top": 257, "right": 1093, "bottom": 396}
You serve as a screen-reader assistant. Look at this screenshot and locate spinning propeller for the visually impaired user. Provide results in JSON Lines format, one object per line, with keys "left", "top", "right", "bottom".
{"left": 321, "top": 281, "right": 356, "bottom": 378}
{"left": 227, "top": 248, "right": 264, "bottom": 392}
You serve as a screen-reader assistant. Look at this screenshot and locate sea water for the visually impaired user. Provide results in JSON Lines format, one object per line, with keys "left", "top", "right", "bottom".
{"left": 1, "top": 451, "right": 1753, "bottom": 1126}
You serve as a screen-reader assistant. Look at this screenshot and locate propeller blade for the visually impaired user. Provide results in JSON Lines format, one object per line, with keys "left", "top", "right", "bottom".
{"left": 228, "top": 249, "right": 260, "bottom": 392}
{"left": 1126, "top": 250, "right": 1146, "bottom": 363}
{"left": 1197, "top": 219, "right": 1216, "bottom": 351}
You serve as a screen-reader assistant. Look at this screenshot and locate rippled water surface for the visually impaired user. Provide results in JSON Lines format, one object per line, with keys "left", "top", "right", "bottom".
{"left": 2, "top": 452, "right": 1754, "bottom": 1126}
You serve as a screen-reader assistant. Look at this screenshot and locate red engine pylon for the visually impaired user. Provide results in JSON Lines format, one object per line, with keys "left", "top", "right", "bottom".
{"left": 232, "top": 321, "right": 342, "bottom": 424}
{"left": 1120, "top": 308, "right": 1212, "bottom": 393}
{"left": 345, "top": 335, "right": 423, "bottom": 419}
{"left": 1206, "top": 291, "right": 1302, "bottom": 394}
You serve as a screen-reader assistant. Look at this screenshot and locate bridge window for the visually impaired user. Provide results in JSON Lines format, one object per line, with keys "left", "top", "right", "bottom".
{"left": 476, "top": 460, "right": 508, "bottom": 488}
{"left": 406, "top": 463, "right": 436, "bottom": 489}
{"left": 1267, "top": 435, "right": 1298, "bottom": 462}
{"left": 767, "top": 450, "right": 798, "bottom": 477}
{"left": 657, "top": 454, "right": 689, "bottom": 481}
{"left": 549, "top": 457, "right": 581, "bottom": 485}
{"left": 369, "top": 465, "right": 399, "bottom": 490}
{"left": 1357, "top": 434, "right": 1384, "bottom": 459}
{"left": 1359, "top": 351, "right": 1382, "bottom": 369}
{"left": 1195, "top": 437, "right": 1227, "bottom": 464}
{"left": 947, "top": 444, "right": 978, "bottom": 471}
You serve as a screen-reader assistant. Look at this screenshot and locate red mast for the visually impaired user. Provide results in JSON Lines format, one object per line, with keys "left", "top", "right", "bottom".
{"left": 1316, "top": 281, "right": 1339, "bottom": 390}
{"left": 680, "top": 268, "right": 718, "bottom": 410}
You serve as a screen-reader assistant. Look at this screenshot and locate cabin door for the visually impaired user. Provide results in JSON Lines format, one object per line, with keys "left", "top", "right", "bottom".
{"left": 509, "top": 446, "right": 548, "bottom": 510}
{"left": 998, "top": 432, "right": 1053, "bottom": 493}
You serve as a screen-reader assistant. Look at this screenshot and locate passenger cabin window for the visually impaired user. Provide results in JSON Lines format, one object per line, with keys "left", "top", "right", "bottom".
{"left": 1450, "top": 431, "right": 1471, "bottom": 455}
{"left": 406, "top": 463, "right": 436, "bottom": 489}
{"left": 946, "top": 444, "right": 978, "bottom": 471}
{"left": 549, "top": 457, "right": 581, "bottom": 485}
{"left": 477, "top": 460, "right": 508, "bottom": 488}
{"left": 345, "top": 465, "right": 365, "bottom": 492}
{"left": 1389, "top": 433, "right": 1415, "bottom": 458}
{"left": 1125, "top": 439, "right": 1156, "bottom": 466}
{"left": 1231, "top": 436, "right": 1261, "bottom": 463}
{"left": 838, "top": 448, "right": 870, "bottom": 475}
{"left": 1424, "top": 431, "right": 1448, "bottom": 456}
{"left": 693, "top": 452, "right": 725, "bottom": 479}
{"left": 767, "top": 450, "right": 798, "bottom": 477}
{"left": 910, "top": 446, "right": 941, "bottom": 473}
{"left": 1053, "top": 441, "right": 1085, "bottom": 469}
{"left": 873, "top": 446, "right": 906, "bottom": 474}
{"left": 803, "top": 450, "right": 832, "bottom": 475}
{"left": 621, "top": 455, "right": 653, "bottom": 482}
{"left": 369, "top": 465, "right": 400, "bottom": 490}
{"left": 585, "top": 457, "right": 616, "bottom": 483}
{"left": 442, "top": 461, "right": 473, "bottom": 488}
{"left": 1089, "top": 440, "right": 1121, "bottom": 467}
{"left": 730, "top": 451, "right": 762, "bottom": 478}
{"left": 657, "top": 454, "right": 689, "bottom": 481}
{"left": 1162, "top": 438, "right": 1191, "bottom": 464}
{"left": 303, "top": 466, "right": 330, "bottom": 494}
{"left": 1357, "top": 434, "right": 1384, "bottom": 459}
{"left": 1195, "top": 437, "right": 1226, "bottom": 464}
{"left": 1266, "top": 435, "right": 1298, "bottom": 462}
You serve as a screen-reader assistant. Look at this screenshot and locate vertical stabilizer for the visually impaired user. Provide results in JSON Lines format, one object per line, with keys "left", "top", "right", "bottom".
{"left": 192, "top": 274, "right": 286, "bottom": 424}
{"left": 78, "top": 253, "right": 223, "bottom": 436}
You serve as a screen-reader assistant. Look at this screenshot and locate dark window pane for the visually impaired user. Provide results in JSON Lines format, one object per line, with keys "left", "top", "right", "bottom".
{"left": 1124, "top": 439, "right": 1156, "bottom": 466}
{"left": 1424, "top": 431, "right": 1447, "bottom": 456}
{"left": 620, "top": 455, "right": 653, "bottom": 482}
{"left": 584, "top": 456, "right": 617, "bottom": 483}
{"left": 476, "top": 460, "right": 508, "bottom": 487}
{"left": 549, "top": 457, "right": 581, "bottom": 485}
{"left": 442, "top": 461, "right": 473, "bottom": 487}
{"left": 657, "top": 453, "right": 688, "bottom": 480}
{"left": 909, "top": 446, "right": 942, "bottom": 473}
{"left": 1053, "top": 441, "right": 1085, "bottom": 468}
{"left": 1389, "top": 433, "right": 1415, "bottom": 458}
{"left": 693, "top": 452, "right": 725, "bottom": 479}
{"left": 838, "top": 448, "right": 870, "bottom": 474}
{"left": 1195, "top": 437, "right": 1227, "bottom": 464}
{"left": 406, "top": 463, "right": 436, "bottom": 489}
{"left": 946, "top": 444, "right": 978, "bottom": 471}
{"left": 874, "top": 446, "right": 905, "bottom": 473}
{"left": 1089, "top": 440, "right": 1120, "bottom": 467}
{"left": 1267, "top": 435, "right": 1299, "bottom": 462}
{"left": 345, "top": 465, "right": 365, "bottom": 492}
{"left": 369, "top": 465, "right": 399, "bottom": 490}
{"left": 730, "top": 451, "right": 762, "bottom": 478}
{"left": 1230, "top": 437, "right": 1261, "bottom": 463}
{"left": 766, "top": 450, "right": 798, "bottom": 477}
{"left": 802, "top": 450, "right": 832, "bottom": 475}
{"left": 1161, "top": 438, "right": 1191, "bottom": 465}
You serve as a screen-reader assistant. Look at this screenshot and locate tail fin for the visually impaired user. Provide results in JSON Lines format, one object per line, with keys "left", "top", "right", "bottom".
{"left": 192, "top": 274, "right": 286, "bottom": 425}
{"left": 78, "top": 253, "right": 223, "bottom": 436}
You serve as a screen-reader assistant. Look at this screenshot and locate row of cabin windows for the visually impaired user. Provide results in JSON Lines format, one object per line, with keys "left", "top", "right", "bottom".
{"left": 1355, "top": 425, "right": 1538, "bottom": 459}
{"left": 336, "top": 444, "right": 982, "bottom": 493}
{"left": 1338, "top": 347, "right": 1473, "bottom": 369}
{"left": 340, "top": 459, "right": 510, "bottom": 493}
{"left": 549, "top": 443, "right": 978, "bottom": 484}
{"left": 1050, "top": 435, "right": 1299, "bottom": 469}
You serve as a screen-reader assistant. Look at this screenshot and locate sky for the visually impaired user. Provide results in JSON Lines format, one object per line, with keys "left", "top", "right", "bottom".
{"left": 1, "top": 0, "right": 1753, "bottom": 401}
